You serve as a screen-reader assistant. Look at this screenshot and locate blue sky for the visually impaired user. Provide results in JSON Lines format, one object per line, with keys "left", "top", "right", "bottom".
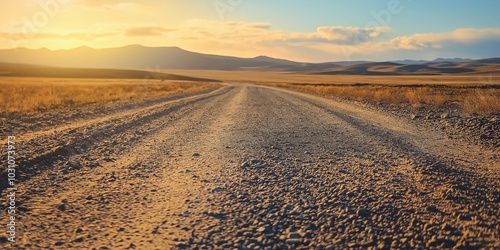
{"left": 227, "top": 0, "right": 500, "bottom": 32}
{"left": 1, "top": 0, "right": 500, "bottom": 62}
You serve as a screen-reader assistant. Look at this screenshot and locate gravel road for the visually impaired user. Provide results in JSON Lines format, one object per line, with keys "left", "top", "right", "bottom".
{"left": 1, "top": 84, "right": 498, "bottom": 249}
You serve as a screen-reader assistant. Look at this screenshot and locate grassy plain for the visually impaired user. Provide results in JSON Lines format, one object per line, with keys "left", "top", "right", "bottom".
{"left": 1, "top": 70, "right": 499, "bottom": 116}
{"left": 0, "top": 77, "right": 216, "bottom": 115}
{"left": 165, "top": 70, "right": 500, "bottom": 85}
{"left": 164, "top": 70, "right": 500, "bottom": 115}
{"left": 276, "top": 83, "right": 500, "bottom": 115}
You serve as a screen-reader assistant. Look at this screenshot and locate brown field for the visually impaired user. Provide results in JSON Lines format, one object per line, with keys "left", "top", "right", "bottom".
{"left": 164, "top": 70, "right": 500, "bottom": 115}
{"left": 1, "top": 71, "right": 499, "bottom": 116}
{"left": 272, "top": 83, "right": 500, "bottom": 115}
{"left": 165, "top": 70, "right": 500, "bottom": 85}
{"left": 0, "top": 77, "right": 217, "bottom": 116}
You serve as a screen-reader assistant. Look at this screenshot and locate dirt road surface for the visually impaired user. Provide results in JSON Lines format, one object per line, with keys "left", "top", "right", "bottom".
{"left": 1, "top": 84, "right": 498, "bottom": 249}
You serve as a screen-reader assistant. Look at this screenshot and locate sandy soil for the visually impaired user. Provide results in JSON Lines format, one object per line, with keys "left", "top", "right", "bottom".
{"left": 0, "top": 84, "right": 498, "bottom": 249}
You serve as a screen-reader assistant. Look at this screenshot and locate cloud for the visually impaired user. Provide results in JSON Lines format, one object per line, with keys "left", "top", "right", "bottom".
{"left": 124, "top": 26, "right": 175, "bottom": 37}
{"left": 390, "top": 28, "right": 500, "bottom": 50}
{"left": 0, "top": 31, "right": 118, "bottom": 41}
{"left": 315, "top": 26, "right": 391, "bottom": 44}
{"left": 185, "top": 20, "right": 271, "bottom": 33}
{"left": 181, "top": 20, "right": 389, "bottom": 46}
{"left": 74, "top": 0, "right": 140, "bottom": 9}
{"left": 275, "top": 26, "right": 391, "bottom": 46}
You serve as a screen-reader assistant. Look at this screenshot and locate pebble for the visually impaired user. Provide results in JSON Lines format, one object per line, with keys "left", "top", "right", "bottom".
{"left": 286, "top": 238, "right": 302, "bottom": 244}
{"left": 74, "top": 237, "right": 84, "bottom": 243}
{"left": 54, "top": 241, "right": 65, "bottom": 246}
{"left": 288, "top": 232, "right": 301, "bottom": 239}
{"left": 356, "top": 208, "right": 370, "bottom": 217}
{"left": 426, "top": 205, "right": 439, "bottom": 212}
{"left": 57, "top": 204, "right": 66, "bottom": 211}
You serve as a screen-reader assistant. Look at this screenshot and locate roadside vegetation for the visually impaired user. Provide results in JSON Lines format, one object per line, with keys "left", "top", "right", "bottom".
{"left": 0, "top": 78, "right": 216, "bottom": 116}
{"left": 276, "top": 83, "right": 500, "bottom": 115}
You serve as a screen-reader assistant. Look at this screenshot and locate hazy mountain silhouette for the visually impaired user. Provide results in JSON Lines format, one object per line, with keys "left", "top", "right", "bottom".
{"left": 0, "top": 45, "right": 498, "bottom": 75}
{"left": 0, "top": 45, "right": 305, "bottom": 70}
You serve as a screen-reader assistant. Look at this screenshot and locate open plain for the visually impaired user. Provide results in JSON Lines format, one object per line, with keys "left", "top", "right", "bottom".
{"left": 0, "top": 82, "right": 498, "bottom": 249}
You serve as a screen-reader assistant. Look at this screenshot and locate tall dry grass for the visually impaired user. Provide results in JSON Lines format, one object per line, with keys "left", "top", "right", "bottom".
{"left": 278, "top": 84, "right": 500, "bottom": 115}
{"left": 462, "top": 89, "right": 500, "bottom": 115}
{"left": 0, "top": 78, "right": 216, "bottom": 116}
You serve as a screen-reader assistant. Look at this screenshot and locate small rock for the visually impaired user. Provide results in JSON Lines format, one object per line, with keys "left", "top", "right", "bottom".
{"left": 325, "top": 245, "right": 335, "bottom": 250}
{"left": 423, "top": 223, "right": 434, "bottom": 231}
{"left": 357, "top": 208, "right": 370, "bottom": 217}
{"left": 57, "top": 204, "right": 66, "bottom": 211}
{"left": 53, "top": 146, "right": 71, "bottom": 157}
{"left": 457, "top": 213, "right": 472, "bottom": 221}
{"left": 203, "top": 211, "right": 225, "bottom": 220}
{"left": 377, "top": 242, "right": 389, "bottom": 250}
{"left": 54, "top": 241, "right": 65, "bottom": 246}
{"left": 192, "top": 153, "right": 201, "bottom": 157}
{"left": 441, "top": 223, "right": 454, "bottom": 232}
{"left": 240, "top": 161, "right": 250, "bottom": 168}
{"left": 257, "top": 226, "right": 271, "bottom": 233}
{"left": 426, "top": 205, "right": 439, "bottom": 212}
{"left": 286, "top": 238, "right": 301, "bottom": 244}
{"left": 251, "top": 159, "right": 262, "bottom": 164}
{"left": 73, "top": 237, "right": 84, "bottom": 243}
{"left": 288, "top": 232, "right": 301, "bottom": 239}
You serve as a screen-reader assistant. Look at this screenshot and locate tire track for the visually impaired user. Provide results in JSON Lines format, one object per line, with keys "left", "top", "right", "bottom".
{"left": 0, "top": 86, "right": 231, "bottom": 191}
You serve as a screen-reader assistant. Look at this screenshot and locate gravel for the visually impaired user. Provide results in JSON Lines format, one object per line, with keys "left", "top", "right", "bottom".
{"left": 0, "top": 84, "right": 498, "bottom": 249}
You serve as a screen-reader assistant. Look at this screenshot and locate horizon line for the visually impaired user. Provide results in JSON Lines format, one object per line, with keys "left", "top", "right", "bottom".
{"left": 1, "top": 44, "right": 495, "bottom": 64}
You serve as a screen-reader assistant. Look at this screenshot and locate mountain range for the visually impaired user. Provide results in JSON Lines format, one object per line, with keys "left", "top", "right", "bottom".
{"left": 0, "top": 45, "right": 499, "bottom": 76}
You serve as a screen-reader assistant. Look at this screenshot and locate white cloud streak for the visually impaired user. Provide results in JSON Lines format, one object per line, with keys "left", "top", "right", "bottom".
{"left": 390, "top": 28, "right": 500, "bottom": 50}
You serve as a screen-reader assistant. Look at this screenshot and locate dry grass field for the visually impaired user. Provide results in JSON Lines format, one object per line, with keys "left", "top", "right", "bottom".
{"left": 165, "top": 70, "right": 500, "bottom": 85}
{"left": 1, "top": 71, "right": 498, "bottom": 116}
{"left": 165, "top": 70, "right": 500, "bottom": 115}
{"left": 0, "top": 77, "right": 217, "bottom": 115}
{"left": 275, "top": 83, "right": 500, "bottom": 115}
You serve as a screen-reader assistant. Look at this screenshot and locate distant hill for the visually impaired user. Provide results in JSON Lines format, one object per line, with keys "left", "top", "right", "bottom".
{"left": 430, "top": 57, "right": 472, "bottom": 63}
{"left": 0, "top": 45, "right": 498, "bottom": 75}
{"left": 312, "top": 58, "right": 500, "bottom": 75}
{"left": 315, "top": 62, "right": 402, "bottom": 75}
{"left": 391, "top": 58, "right": 472, "bottom": 65}
{"left": 0, "top": 45, "right": 305, "bottom": 70}
{"left": 0, "top": 62, "right": 219, "bottom": 81}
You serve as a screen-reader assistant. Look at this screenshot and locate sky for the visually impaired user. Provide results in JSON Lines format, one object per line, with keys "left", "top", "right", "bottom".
{"left": 1, "top": 0, "right": 500, "bottom": 62}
